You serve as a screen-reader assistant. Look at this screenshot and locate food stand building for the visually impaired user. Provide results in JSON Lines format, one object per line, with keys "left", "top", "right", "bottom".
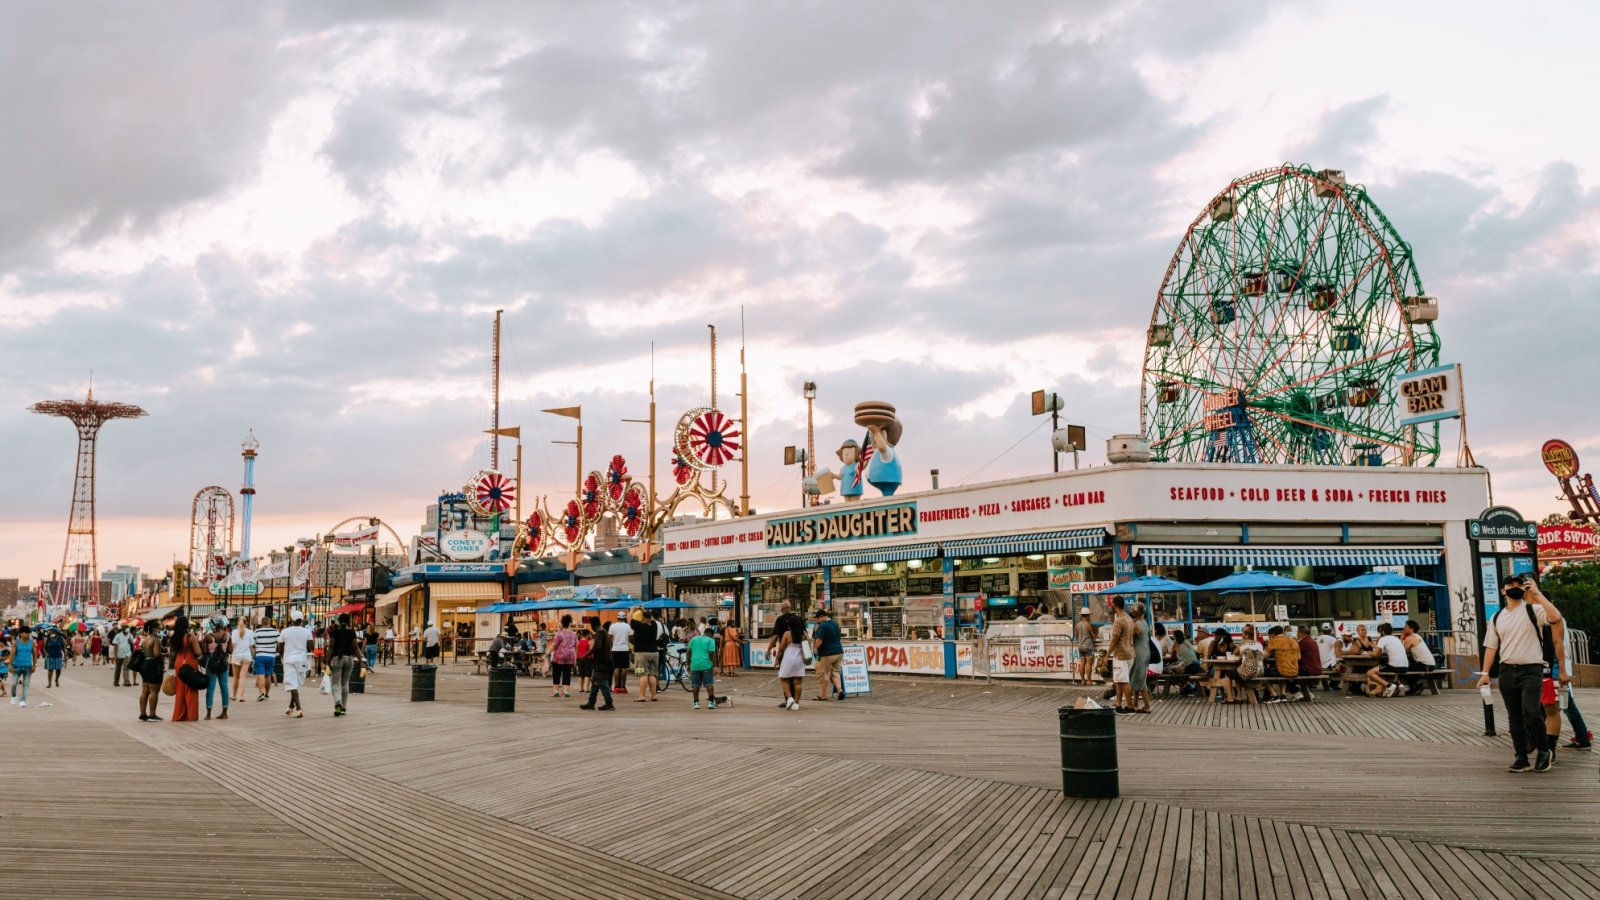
{"left": 659, "top": 462, "right": 1491, "bottom": 679}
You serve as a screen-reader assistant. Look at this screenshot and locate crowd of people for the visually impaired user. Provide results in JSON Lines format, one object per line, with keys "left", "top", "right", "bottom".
{"left": 0, "top": 609, "right": 384, "bottom": 722}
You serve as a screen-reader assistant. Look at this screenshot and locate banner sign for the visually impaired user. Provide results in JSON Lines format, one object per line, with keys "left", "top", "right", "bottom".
{"left": 439, "top": 530, "right": 491, "bottom": 561}
{"left": 1397, "top": 364, "right": 1463, "bottom": 426}
{"left": 1538, "top": 523, "right": 1600, "bottom": 559}
{"left": 258, "top": 559, "right": 291, "bottom": 580}
{"left": 764, "top": 503, "right": 917, "bottom": 548}
{"left": 345, "top": 568, "right": 373, "bottom": 591}
{"left": 841, "top": 644, "right": 872, "bottom": 696}
{"left": 332, "top": 526, "right": 379, "bottom": 552}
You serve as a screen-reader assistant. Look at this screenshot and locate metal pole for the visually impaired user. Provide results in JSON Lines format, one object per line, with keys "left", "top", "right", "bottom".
{"left": 514, "top": 440, "right": 522, "bottom": 524}
{"left": 1052, "top": 407, "right": 1060, "bottom": 473}
{"left": 492, "top": 309, "right": 502, "bottom": 470}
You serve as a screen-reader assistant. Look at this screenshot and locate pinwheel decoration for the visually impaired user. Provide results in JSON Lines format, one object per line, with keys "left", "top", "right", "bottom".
{"left": 671, "top": 448, "right": 695, "bottom": 486}
{"left": 680, "top": 407, "right": 741, "bottom": 470}
{"left": 468, "top": 469, "right": 516, "bottom": 516}
{"left": 619, "top": 482, "right": 648, "bottom": 537}
{"left": 523, "top": 508, "right": 548, "bottom": 557}
{"left": 560, "top": 499, "right": 584, "bottom": 545}
{"left": 605, "top": 454, "right": 629, "bottom": 504}
{"left": 581, "top": 471, "right": 606, "bottom": 522}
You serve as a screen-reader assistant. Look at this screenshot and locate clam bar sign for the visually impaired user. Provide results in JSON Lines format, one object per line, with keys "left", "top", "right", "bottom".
{"left": 1397, "top": 364, "right": 1463, "bottom": 427}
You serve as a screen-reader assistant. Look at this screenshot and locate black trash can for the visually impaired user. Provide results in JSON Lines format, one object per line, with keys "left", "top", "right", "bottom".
{"left": 1059, "top": 706, "right": 1119, "bottom": 798}
{"left": 487, "top": 665, "right": 516, "bottom": 713}
{"left": 410, "top": 664, "right": 437, "bottom": 702}
{"left": 349, "top": 661, "right": 366, "bottom": 695}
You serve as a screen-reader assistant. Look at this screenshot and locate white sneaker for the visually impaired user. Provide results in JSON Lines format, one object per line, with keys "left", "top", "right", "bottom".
{"left": 8, "top": 696, "right": 15, "bottom": 705}
{"left": 18, "top": 701, "right": 25, "bottom": 708}
{"left": 789, "top": 699, "right": 800, "bottom": 710}
{"left": 1383, "top": 683, "right": 1398, "bottom": 698}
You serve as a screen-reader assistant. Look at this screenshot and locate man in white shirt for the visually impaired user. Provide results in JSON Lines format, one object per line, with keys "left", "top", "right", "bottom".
{"left": 1479, "top": 574, "right": 1563, "bottom": 773}
{"left": 1315, "top": 624, "right": 1339, "bottom": 671}
{"left": 279, "top": 609, "right": 313, "bottom": 719}
{"left": 608, "top": 616, "right": 633, "bottom": 694}
{"left": 1364, "top": 623, "right": 1410, "bottom": 698}
{"left": 422, "top": 621, "right": 441, "bottom": 662}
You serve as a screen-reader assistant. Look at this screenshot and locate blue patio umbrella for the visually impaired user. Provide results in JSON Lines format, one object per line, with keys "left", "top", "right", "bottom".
{"left": 1320, "top": 572, "right": 1444, "bottom": 591}
{"left": 1195, "top": 571, "right": 1317, "bottom": 617}
{"left": 1097, "top": 575, "right": 1200, "bottom": 595}
{"left": 641, "top": 597, "right": 695, "bottom": 610}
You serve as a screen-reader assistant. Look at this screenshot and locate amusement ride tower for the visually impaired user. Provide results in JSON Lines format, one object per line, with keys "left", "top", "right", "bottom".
{"left": 29, "top": 385, "right": 147, "bottom": 612}
{"left": 239, "top": 430, "right": 259, "bottom": 559}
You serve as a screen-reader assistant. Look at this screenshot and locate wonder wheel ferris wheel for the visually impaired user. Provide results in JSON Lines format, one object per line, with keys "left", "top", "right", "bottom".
{"left": 1141, "top": 164, "right": 1442, "bottom": 467}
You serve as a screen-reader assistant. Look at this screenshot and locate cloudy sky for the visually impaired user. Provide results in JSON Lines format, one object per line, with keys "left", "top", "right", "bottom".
{"left": 3, "top": 1, "right": 1596, "bottom": 586}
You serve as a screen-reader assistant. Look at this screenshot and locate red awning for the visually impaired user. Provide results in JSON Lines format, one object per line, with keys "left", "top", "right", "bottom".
{"left": 329, "top": 602, "right": 368, "bottom": 615}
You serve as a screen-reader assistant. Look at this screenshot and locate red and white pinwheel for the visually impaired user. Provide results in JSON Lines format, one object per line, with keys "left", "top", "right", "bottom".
{"left": 468, "top": 469, "right": 516, "bottom": 515}
{"left": 683, "top": 407, "right": 740, "bottom": 469}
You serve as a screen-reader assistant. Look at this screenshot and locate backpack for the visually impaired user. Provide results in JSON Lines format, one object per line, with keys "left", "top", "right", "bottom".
{"left": 204, "top": 642, "right": 229, "bottom": 675}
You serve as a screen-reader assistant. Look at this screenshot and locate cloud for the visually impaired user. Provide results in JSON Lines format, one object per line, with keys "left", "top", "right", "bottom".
{"left": 2, "top": 1, "right": 1597, "bottom": 584}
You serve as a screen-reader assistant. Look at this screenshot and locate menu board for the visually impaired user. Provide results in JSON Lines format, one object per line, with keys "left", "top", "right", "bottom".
{"left": 868, "top": 606, "right": 904, "bottom": 640}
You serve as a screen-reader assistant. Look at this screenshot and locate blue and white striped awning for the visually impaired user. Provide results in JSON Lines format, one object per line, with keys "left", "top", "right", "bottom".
{"left": 820, "top": 543, "right": 940, "bottom": 567}
{"left": 941, "top": 528, "right": 1108, "bottom": 558}
{"left": 659, "top": 560, "right": 742, "bottom": 580}
{"left": 1136, "top": 545, "right": 1442, "bottom": 568}
{"left": 742, "top": 554, "right": 821, "bottom": 573}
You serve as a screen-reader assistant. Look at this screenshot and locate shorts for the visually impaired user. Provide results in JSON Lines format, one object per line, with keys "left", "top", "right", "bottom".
{"left": 1541, "top": 677, "right": 1558, "bottom": 706}
{"left": 423, "top": 644, "right": 440, "bottom": 660}
{"left": 141, "top": 659, "right": 164, "bottom": 685}
{"left": 1111, "top": 659, "right": 1132, "bottom": 684}
{"left": 612, "top": 651, "right": 630, "bottom": 672}
{"left": 690, "top": 669, "right": 715, "bottom": 689}
{"left": 253, "top": 655, "right": 277, "bottom": 676}
{"left": 1379, "top": 664, "right": 1408, "bottom": 678}
{"left": 283, "top": 660, "right": 310, "bottom": 690}
{"left": 577, "top": 658, "right": 592, "bottom": 677}
{"left": 633, "top": 651, "right": 659, "bottom": 675}
{"left": 814, "top": 653, "right": 842, "bottom": 685}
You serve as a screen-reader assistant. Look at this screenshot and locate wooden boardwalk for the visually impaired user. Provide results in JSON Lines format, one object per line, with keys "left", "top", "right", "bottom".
{"left": 2, "top": 664, "right": 1596, "bottom": 898}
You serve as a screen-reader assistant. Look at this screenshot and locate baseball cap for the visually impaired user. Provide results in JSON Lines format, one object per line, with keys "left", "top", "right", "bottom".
{"left": 1321, "top": 623, "right": 1333, "bottom": 633}
{"left": 290, "top": 609, "right": 304, "bottom": 621}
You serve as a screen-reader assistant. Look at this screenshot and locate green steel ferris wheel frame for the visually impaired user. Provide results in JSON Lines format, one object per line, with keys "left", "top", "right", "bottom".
{"left": 1140, "top": 164, "right": 1441, "bottom": 467}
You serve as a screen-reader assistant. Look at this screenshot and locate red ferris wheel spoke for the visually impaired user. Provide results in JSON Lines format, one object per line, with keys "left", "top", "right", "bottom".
{"left": 1245, "top": 237, "right": 1382, "bottom": 397}
{"left": 1249, "top": 406, "right": 1409, "bottom": 454}
{"left": 1250, "top": 343, "right": 1403, "bottom": 402}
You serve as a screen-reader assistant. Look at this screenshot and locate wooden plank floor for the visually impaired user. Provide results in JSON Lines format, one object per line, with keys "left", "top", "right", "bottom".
{"left": 3, "top": 666, "right": 1596, "bottom": 899}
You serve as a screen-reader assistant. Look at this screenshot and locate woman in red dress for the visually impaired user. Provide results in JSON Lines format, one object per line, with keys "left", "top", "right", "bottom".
{"left": 169, "top": 616, "right": 202, "bottom": 722}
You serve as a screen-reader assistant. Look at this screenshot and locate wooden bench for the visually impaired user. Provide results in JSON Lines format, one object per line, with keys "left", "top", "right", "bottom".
{"left": 471, "top": 653, "right": 490, "bottom": 676}
{"left": 1153, "top": 673, "right": 1202, "bottom": 697}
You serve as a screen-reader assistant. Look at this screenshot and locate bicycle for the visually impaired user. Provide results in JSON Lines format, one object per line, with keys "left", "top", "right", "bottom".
{"left": 661, "top": 644, "right": 692, "bottom": 692}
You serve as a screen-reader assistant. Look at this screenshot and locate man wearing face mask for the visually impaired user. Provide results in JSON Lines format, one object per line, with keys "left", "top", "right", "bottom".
{"left": 1478, "top": 574, "right": 1563, "bottom": 773}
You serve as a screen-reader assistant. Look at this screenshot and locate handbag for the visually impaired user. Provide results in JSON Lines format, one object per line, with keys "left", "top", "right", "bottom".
{"left": 161, "top": 673, "right": 177, "bottom": 696}
{"left": 178, "top": 663, "right": 209, "bottom": 691}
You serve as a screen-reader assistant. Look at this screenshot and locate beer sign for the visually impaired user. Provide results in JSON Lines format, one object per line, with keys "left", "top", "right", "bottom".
{"left": 1396, "top": 364, "right": 1462, "bottom": 426}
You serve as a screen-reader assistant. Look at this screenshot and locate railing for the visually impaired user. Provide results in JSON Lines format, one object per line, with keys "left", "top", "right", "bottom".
{"left": 1572, "top": 628, "right": 1591, "bottom": 666}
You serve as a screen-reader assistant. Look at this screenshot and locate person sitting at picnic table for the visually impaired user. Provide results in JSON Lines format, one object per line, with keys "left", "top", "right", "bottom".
{"left": 1172, "top": 631, "right": 1202, "bottom": 696}
{"left": 1400, "top": 620, "right": 1437, "bottom": 695}
{"left": 1224, "top": 625, "right": 1266, "bottom": 704}
{"left": 487, "top": 629, "right": 514, "bottom": 668}
{"left": 1365, "top": 623, "right": 1410, "bottom": 697}
{"left": 1350, "top": 624, "right": 1376, "bottom": 654}
{"left": 1296, "top": 625, "right": 1323, "bottom": 684}
{"left": 1205, "top": 628, "right": 1237, "bottom": 702}
{"left": 1263, "top": 625, "right": 1301, "bottom": 702}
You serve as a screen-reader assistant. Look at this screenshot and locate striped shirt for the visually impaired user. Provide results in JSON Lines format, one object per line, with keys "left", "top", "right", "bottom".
{"left": 253, "top": 627, "right": 281, "bottom": 657}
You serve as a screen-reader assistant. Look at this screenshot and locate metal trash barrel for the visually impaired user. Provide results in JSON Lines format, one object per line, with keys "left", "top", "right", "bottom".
{"left": 1059, "top": 706, "right": 1119, "bottom": 798}
{"left": 349, "top": 662, "right": 366, "bottom": 694}
{"left": 410, "top": 664, "right": 437, "bottom": 702}
{"left": 487, "top": 665, "right": 516, "bottom": 713}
